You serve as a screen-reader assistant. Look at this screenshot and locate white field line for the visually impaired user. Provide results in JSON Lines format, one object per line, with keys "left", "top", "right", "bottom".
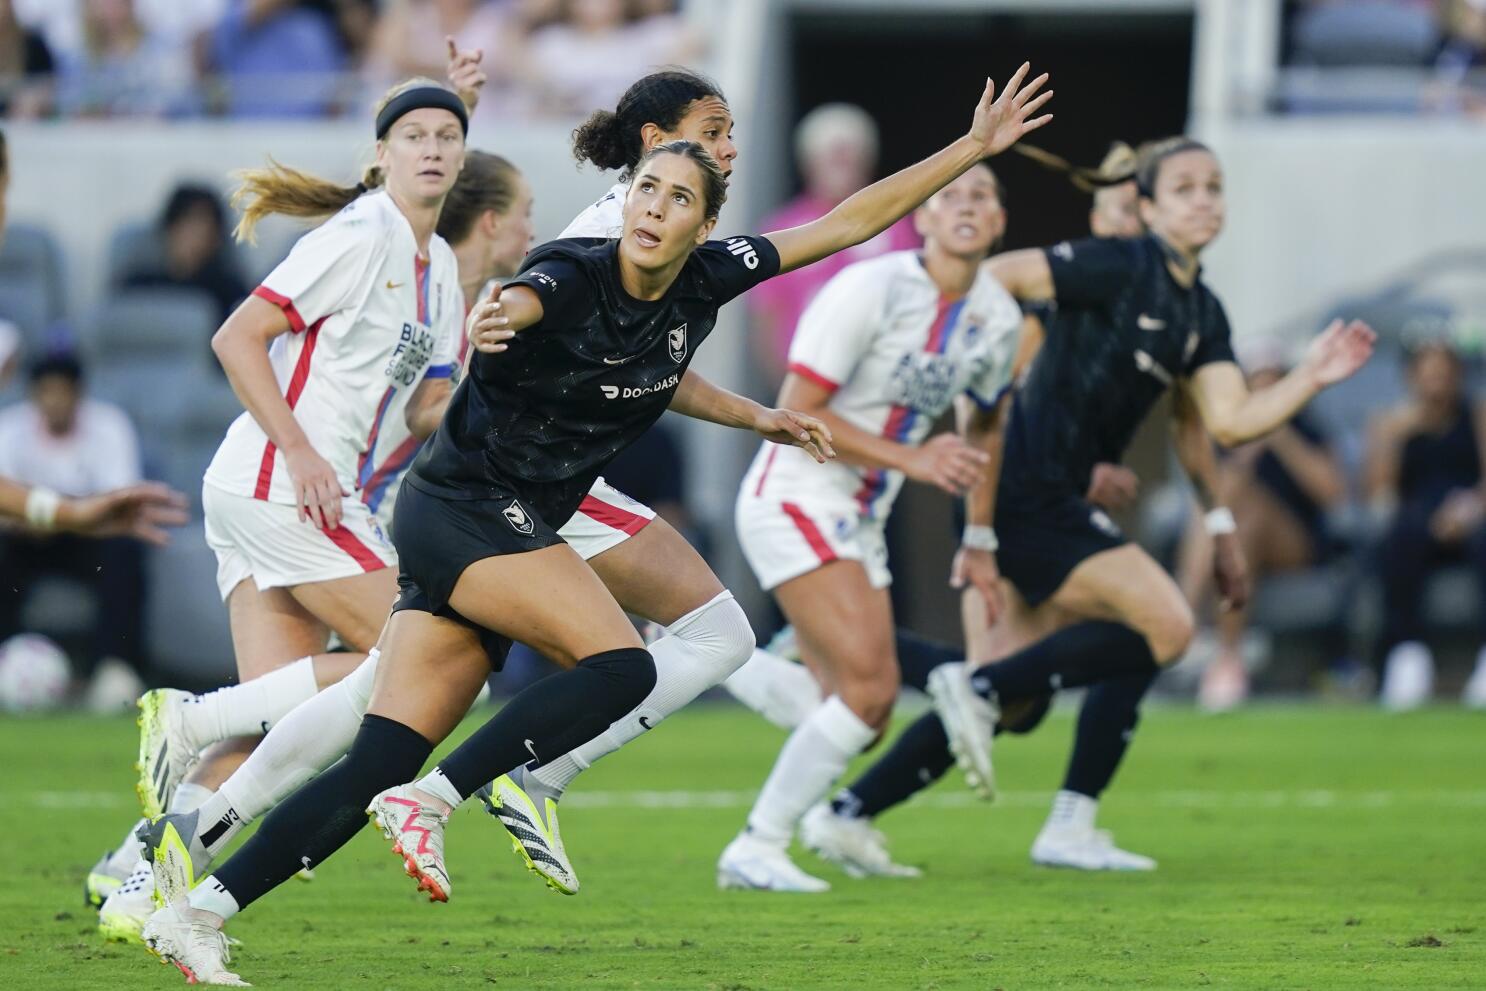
{"left": 19, "top": 788, "right": 1486, "bottom": 811}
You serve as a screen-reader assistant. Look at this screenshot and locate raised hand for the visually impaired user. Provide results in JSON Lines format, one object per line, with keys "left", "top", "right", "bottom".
{"left": 752, "top": 408, "right": 836, "bottom": 463}
{"left": 446, "top": 36, "right": 487, "bottom": 112}
{"left": 968, "top": 62, "right": 1054, "bottom": 158}
{"left": 468, "top": 281, "right": 514, "bottom": 353}
{"left": 1302, "top": 319, "right": 1376, "bottom": 387}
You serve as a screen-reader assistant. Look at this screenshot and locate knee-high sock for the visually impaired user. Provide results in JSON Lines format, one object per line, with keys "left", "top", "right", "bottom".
{"left": 175, "top": 656, "right": 322, "bottom": 753}
{"left": 525, "top": 593, "right": 753, "bottom": 794}
{"left": 199, "top": 714, "right": 432, "bottom": 917}
{"left": 1062, "top": 668, "right": 1157, "bottom": 799}
{"left": 833, "top": 710, "right": 954, "bottom": 820}
{"left": 723, "top": 648, "right": 821, "bottom": 730}
{"left": 193, "top": 652, "right": 380, "bottom": 861}
{"left": 429, "top": 648, "right": 656, "bottom": 803}
{"left": 971, "top": 622, "right": 1158, "bottom": 703}
{"left": 744, "top": 695, "right": 877, "bottom": 846}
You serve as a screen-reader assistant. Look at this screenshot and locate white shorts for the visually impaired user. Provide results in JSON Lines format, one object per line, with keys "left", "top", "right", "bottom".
{"left": 736, "top": 489, "right": 891, "bottom": 591}
{"left": 558, "top": 476, "right": 656, "bottom": 560}
{"left": 203, "top": 483, "right": 396, "bottom": 602}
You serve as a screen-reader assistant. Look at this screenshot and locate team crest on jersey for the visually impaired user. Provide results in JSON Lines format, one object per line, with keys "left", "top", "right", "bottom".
{"left": 668, "top": 324, "right": 688, "bottom": 363}
{"left": 503, "top": 500, "right": 535, "bottom": 535}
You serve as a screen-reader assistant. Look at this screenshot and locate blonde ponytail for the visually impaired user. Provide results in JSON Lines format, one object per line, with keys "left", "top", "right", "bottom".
{"left": 231, "top": 158, "right": 383, "bottom": 244}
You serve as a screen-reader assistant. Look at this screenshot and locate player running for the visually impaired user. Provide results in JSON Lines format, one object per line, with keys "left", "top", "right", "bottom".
{"left": 717, "top": 160, "right": 1022, "bottom": 891}
{"left": 137, "top": 65, "right": 1052, "bottom": 985}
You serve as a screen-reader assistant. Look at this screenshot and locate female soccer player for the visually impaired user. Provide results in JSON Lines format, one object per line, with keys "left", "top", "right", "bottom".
{"left": 717, "top": 161, "right": 1023, "bottom": 891}
{"left": 920, "top": 137, "right": 1373, "bottom": 869}
{"left": 139, "top": 65, "right": 1053, "bottom": 985}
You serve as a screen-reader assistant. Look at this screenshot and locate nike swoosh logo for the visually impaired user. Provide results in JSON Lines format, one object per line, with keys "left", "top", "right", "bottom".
{"left": 638, "top": 715, "right": 652, "bottom": 730}
{"left": 524, "top": 738, "right": 539, "bottom": 761}
{"left": 603, "top": 355, "right": 636, "bottom": 366}
{"left": 386, "top": 280, "right": 405, "bottom": 290}
{"left": 1136, "top": 314, "right": 1166, "bottom": 331}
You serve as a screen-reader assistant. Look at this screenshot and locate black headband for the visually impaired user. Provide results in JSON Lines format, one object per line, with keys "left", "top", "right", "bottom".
{"left": 375, "top": 87, "right": 469, "bottom": 140}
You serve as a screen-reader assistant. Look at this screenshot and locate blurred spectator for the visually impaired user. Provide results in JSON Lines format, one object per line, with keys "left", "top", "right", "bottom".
{"left": 1431, "top": 0, "right": 1486, "bottom": 116}
{"left": 52, "top": 0, "right": 193, "bottom": 118}
{"left": 746, "top": 103, "right": 919, "bottom": 384}
{"left": 367, "top": 0, "right": 526, "bottom": 121}
{"left": 14, "top": 0, "right": 226, "bottom": 53}
{"left": 0, "top": 320, "right": 20, "bottom": 389}
{"left": 526, "top": 0, "right": 696, "bottom": 117}
{"left": 1365, "top": 341, "right": 1486, "bottom": 708}
{"left": 206, "top": 0, "right": 345, "bottom": 117}
{"left": 0, "top": 352, "right": 148, "bottom": 683}
{"left": 0, "top": 0, "right": 53, "bottom": 119}
{"left": 120, "top": 183, "right": 249, "bottom": 328}
{"left": 1176, "top": 344, "right": 1347, "bottom": 711}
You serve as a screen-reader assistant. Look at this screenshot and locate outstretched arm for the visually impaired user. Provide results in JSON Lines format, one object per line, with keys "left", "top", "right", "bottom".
{"left": 764, "top": 65, "right": 1052, "bottom": 275}
{"left": 1186, "top": 319, "right": 1375, "bottom": 447}
{"left": 669, "top": 372, "right": 834, "bottom": 464}
{"left": 0, "top": 476, "right": 187, "bottom": 545}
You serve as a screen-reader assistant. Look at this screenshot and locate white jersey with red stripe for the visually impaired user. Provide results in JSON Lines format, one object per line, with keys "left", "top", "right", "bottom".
{"left": 560, "top": 181, "right": 628, "bottom": 239}
{"left": 741, "top": 250, "right": 1021, "bottom": 521}
{"left": 204, "top": 190, "right": 462, "bottom": 513}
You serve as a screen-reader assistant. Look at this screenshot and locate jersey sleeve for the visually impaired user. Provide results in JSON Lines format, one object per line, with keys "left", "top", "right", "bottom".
{"left": 1184, "top": 297, "right": 1237, "bottom": 375}
{"left": 254, "top": 214, "right": 382, "bottom": 333}
{"left": 697, "top": 235, "right": 782, "bottom": 307}
{"left": 783, "top": 260, "right": 883, "bottom": 393}
{"left": 964, "top": 321, "right": 1020, "bottom": 411}
{"left": 1043, "top": 237, "right": 1140, "bottom": 309}
{"left": 504, "top": 256, "right": 589, "bottom": 328}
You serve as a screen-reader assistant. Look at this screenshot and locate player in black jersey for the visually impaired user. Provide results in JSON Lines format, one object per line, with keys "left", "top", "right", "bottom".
{"left": 911, "top": 136, "right": 1374, "bottom": 870}
{"left": 136, "top": 66, "right": 1052, "bottom": 983}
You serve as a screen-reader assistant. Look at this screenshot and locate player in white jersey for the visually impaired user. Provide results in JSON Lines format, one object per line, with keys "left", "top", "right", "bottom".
{"left": 718, "top": 161, "right": 1023, "bottom": 892}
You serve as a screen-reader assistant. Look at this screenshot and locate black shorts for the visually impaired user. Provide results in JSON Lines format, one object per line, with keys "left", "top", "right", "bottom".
{"left": 389, "top": 478, "right": 565, "bottom": 669}
{"left": 994, "top": 483, "right": 1128, "bottom": 608}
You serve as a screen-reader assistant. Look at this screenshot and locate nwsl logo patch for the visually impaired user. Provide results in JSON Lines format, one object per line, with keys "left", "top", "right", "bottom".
{"left": 668, "top": 324, "right": 688, "bottom": 363}
{"left": 503, "top": 500, "right": 535, "bottom": 535}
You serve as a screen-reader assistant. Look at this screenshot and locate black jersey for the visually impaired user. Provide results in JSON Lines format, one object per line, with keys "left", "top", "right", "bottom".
{"left": 1002, "top": 234, "right": 1236, "bottom": 494}
{"left": 409, "top": 235, "right": 781, "bottom": 525}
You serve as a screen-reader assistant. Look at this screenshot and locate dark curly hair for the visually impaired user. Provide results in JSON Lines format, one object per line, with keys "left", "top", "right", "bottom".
{"left": 572, "top": 68, "right": 726, "bottom": 181}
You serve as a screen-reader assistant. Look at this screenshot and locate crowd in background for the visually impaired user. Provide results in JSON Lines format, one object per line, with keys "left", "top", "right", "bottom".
{"left": 0, "top": 0, "right": 700, "bottom": 121}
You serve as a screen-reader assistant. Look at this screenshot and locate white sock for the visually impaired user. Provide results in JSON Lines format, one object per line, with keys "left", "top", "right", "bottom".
{"left": 414, "top": 767, "right": 464, "bottom": 809}
{"left": 744, "top": 695, "right": 876, "bottom": 846}
{"left": 207, "top": 651, "right": 379, "bottom": 852}
{"left": 105, "top": 818, "right": 147, "bottom": 875}
{"left": 168, "top": 782, "right": 213, "bottom": 815}
{"left": 177, "top": 656, "right": 320, "bottom": 752}
{"left": 186, "top": 875, "right": 240, "bottom": 922}
{"left": 723, "top": 648, "right": 822, "bottom": 730}
{"left": 531, "top": 592, "right": 753, "bottom": 794}
{"left": 1046, "top": 789, "right": 1098, "bottom": 831}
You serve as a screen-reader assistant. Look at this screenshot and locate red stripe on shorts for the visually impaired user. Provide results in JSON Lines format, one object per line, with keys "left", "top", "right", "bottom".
{"left": 578, "top": 494, "right": 651, "bottom": 536}
{"left": 321, "top": 522, "right": 387, "bottom": 572}
{"left": 781, "top": 501, "right": 837, "bottom": 565}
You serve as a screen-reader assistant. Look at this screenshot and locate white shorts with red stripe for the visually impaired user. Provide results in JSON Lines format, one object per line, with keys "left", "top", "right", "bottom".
{"left": 735, "top": 487, "right": 891, "bottom": 592}
{"left": 558, "top": 477, "right": 657, "bottom": 560}
{"left": 202, "top": 482, "right": 395, "bottom": 601}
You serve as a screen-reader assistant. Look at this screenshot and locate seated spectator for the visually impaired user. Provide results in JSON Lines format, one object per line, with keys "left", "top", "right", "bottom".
{"left": 0, "top": 352, "right": 148, "bottom": 687}
{"left": 1366, "top": 340, "right": 1486, "bottom": 709}
{"left": 120, "top": 182, "right": 249, "bottom": 328}
{"left": 526, "top": 0, "right": 695, "bottom": 117}
{"left": 0, "top": 0, "right": 53, "bottom": 118}
{"left": 52, "top": 0, "right": 193, "bottom": 118}
{"left": 207, "top": 0, "right": 345, "bottom": 117}
{"left": 746, "top": 103, "right": 919, "bottom": 385}
{"left": 1176, "top": 344, "right": 1347, "bottom": 711}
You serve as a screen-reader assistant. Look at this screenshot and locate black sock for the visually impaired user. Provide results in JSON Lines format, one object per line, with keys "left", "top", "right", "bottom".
{"left": 970, "top": 622, "right": 1158, "bottom": 702}
{"left": 214, "top": 714, "right": 432, "bottom": 910}
{"left": 1062, "top": 669, "right": 1157, "bottom": 798}
{"left": 437, "top": 647, "right": 655, "bottom": 798}
{"left": 893, "top": 630, "right": 959, "bottom": 693}
{"left": 833, "top": 711, "right": 954, "bottom": 820}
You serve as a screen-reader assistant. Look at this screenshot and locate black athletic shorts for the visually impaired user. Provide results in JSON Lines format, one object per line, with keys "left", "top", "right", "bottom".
{"left": 389, "top": 477, "right": 565, "bottom": 669}
{"left": 993, "top": 481, "right": 1128, "bottom": 608}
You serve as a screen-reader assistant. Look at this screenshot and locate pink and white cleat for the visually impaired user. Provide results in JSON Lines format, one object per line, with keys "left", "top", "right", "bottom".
{"left": 367, "top": 785, "right": 452, "bottom": 902}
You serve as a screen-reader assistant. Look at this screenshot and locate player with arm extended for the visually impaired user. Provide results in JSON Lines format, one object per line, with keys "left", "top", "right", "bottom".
{"left": 137, "top": 66, "right": 1051, "bottom": 985}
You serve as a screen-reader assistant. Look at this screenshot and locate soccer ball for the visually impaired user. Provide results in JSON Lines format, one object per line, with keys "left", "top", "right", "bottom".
{"left": 0, "top": 633, "right": 72, "bottom": 712}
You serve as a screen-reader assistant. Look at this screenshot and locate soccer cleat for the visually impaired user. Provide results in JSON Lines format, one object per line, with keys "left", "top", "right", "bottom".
{"left": 97, "top": 860, "right": 156, "bottom": 943}
{"left": 928, "top": 663, "right": 998, "bottom": 800}
{"left": 716, "top": 832, "right": 830, "bottom": 893}
{"left": 367, "top": 785, "right": 451, "bottom": 902}
{"left": 141, "top": 899, "right": 248, "bottom": 986}
{"left": 1461, "top": 650, "right": 1486, "bottom": 710}
{"left": 1031, "top": 824, "right": 1157, "bottom": 872}
{"left": 85, "top": 849, "right": 130, "bottom": 908}
{"left": 800, "top": 804, "right": 921, "bottom": 879}
{"left": 477, "top": 768, "right": 580, "bottom": 895}
{"left": 139, "top": 812, "right": 211, "bottom": 906}
{"left": 136, "top": 689, "right": 200, "bottom": 819}
{"left": 1380, "top": 641, "right": 1434, "bottom": 711}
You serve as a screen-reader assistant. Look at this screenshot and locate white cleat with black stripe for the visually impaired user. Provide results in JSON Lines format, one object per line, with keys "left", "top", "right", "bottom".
{"left": 135, "top": 690, "right": 201, "bottom": 819}
{"left": 717, "top": 832, "right": 830, "bottom": 893}
{"left": 478, "top": 766, "right": 580, "bottom": 895}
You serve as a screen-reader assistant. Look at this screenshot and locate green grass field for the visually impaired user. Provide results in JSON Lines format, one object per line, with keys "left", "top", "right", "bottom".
{"left": 1, "top": 703, "right": 1482, "bottom": 990}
